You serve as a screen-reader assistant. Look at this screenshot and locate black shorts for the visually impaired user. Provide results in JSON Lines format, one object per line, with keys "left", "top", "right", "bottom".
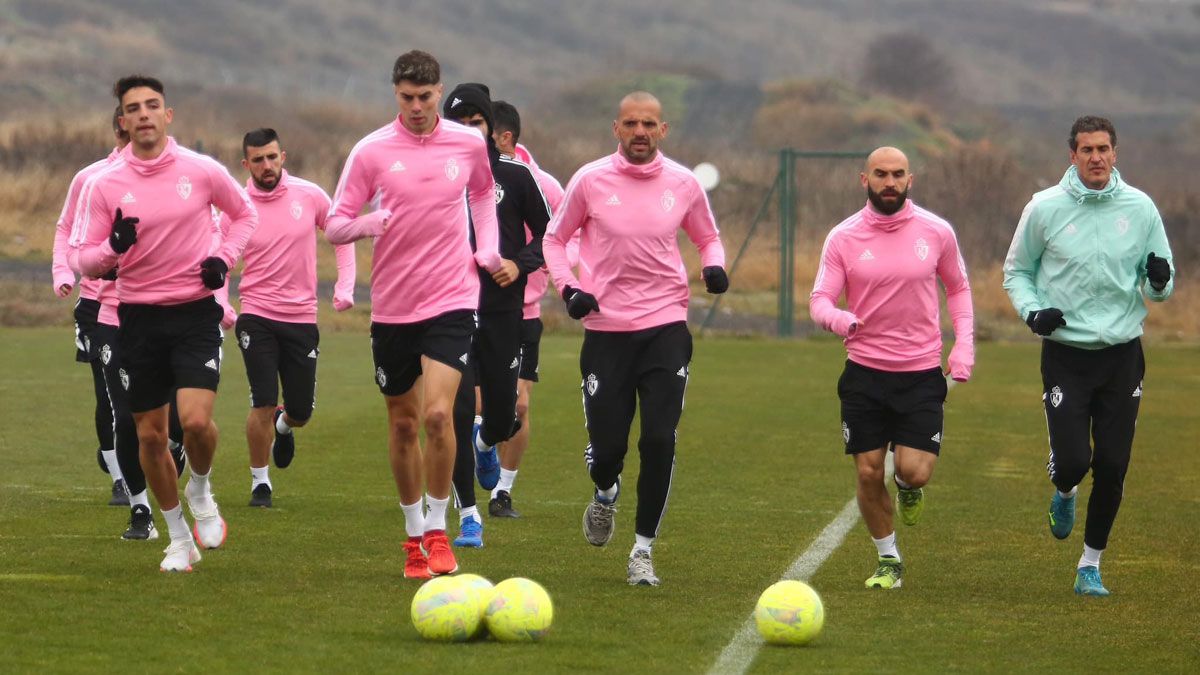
{"left": 235, "top": 313, "right": 320, "bottom": 420}
{"left": 838, "top": 360, "right": 947, "bottom": 455}
{"left": 370, "top": 309, "right": 476, "bottom": 397}
{"left": 518, "top": 318, "right": 544, "bottom": 382}
{"left": 117, "top": 296, "right": 224, "bottom": 413}
{"left": 73, "top": 298, "right": 102, "bottom": 363}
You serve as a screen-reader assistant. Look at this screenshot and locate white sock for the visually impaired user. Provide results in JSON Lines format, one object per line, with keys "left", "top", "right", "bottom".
{"left": 596, "top": 483, "right": 618, "bottom": 502}
{"left": 190, "top": 468, "right": 211, "bottom": 496}
{"left": 894, "top": 476, "right": 912, "bottom": 490}
{"left": 275, "top": 413, "right": 292, "bottom": 435}
{"left": 473, "top": 414, "right": 483, "bottom": 427}
{"left": 633, "top": 535, "right": 654, "bottom": 553}
{"left": 251, "top": 465, "right": 271, "bottom": 489}
{"left": 493, "top": 469, "right": 518, "bottom": 497}
{"left": 101, "top": 449, "right": 124, "bottom": 481}
{"left": 168, "top": 439, "right": 182, "bottom": 451}
{"left": 425, "top": 494, "right": 449, "bottom": 532}
{"left": 129, "top": 489, "right": 150, "bottom": 510}
{"left": 872, "top": 532, "right": 901, "bottom": 560}
{"left": 162, "top": 504, "right": 191, "bottom": 541}
{"left": 474, "top": 428, "right": 492, "bottom": 453}
{"left": 1058, "top": 486, "right": 1078, "bottom": 499}
{"left": 1079, "top": 544, "right": 1103, "bottom": 569}
{"left": 459, "top": 505, "right": 479, "bottom": 523}
{"left": 401, "top": 499, "right": 425, "bottom": 539}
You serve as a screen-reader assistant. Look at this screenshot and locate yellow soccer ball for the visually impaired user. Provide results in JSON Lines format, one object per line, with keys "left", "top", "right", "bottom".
{"left": 410, "top": 576, "right": 481, "bottom": 642}
{"left": 456, "top": 573, "right": 495, "bottom": 638}
{"left": 484, "top": 577, "right": 554, "bottom": 642}
{"left": 754, "top": 580, "right": 825, "bottom": 646}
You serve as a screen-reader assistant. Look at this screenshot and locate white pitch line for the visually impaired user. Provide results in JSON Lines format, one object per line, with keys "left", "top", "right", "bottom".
{"left": 708, "top": 454, "right": 893, "bottom": 675}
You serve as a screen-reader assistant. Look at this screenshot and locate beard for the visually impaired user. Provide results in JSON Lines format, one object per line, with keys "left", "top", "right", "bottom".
{"left": 253, "top": 173, "right": 279, "bottom": 191}
{"left": 867, "top": 185, "right": 908, "bottom": 216}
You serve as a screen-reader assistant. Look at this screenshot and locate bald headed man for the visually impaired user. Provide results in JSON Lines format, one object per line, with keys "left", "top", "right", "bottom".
{"left": 543, "top": 91, "right": 727, "bottom": 586}
{"left": 810, "top": 146, "right": 975, "bottom": 590}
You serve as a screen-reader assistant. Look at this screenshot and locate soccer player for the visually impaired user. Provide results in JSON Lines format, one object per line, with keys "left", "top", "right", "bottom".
{"left": 1003, "top": 116, "right": 1174, "bottom": 596}
{"left": 441, "top": 86, "right": 553, "bottom": 547}
{"left": 325, "top": 51, "right": 502, "bottom": 578}
{"left": 809, "top": 146, "right": 974, "bottom": 591}
{"left": 543, "top": 91, "right": 728, "bottom": 586}
{"left": 72, "top": 75, "right": 258, "bottom": 571}
{"left": 488, "top": 101, "right": 567, "bottom": 521}
{"left": 229, "top": 128, "right": 356, "bottom": 508}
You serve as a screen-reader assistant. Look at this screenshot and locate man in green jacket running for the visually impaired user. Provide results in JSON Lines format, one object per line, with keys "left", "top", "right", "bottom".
{"left": 1003, "top": 115, "right": 1175, "bottom": 597}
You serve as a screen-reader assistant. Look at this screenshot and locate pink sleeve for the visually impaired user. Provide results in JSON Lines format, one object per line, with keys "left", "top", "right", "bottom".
{"left": 809, "top": 232, "right": 859, "bottom": 337}
{"left": 681, "top": 182, "right": 725, "bottom": 268}
{"left": 209, "top": 165, "right": 257, "bottom": 267}
{"left": 467, "top": 143, "right": 502, "bottom": 273}
{"left": 938, "top": 227, "right": 975, "bottom": 381}
{"left": 74, "top": 179, "right": 121, "bottom": 279}
{"left": 52, "top": 173, "right": 86, "bottom": 294}
{"left": 544, "top": 173, "right": 589, "bottom": 294}
{"left": 311, "top": 186, "right": 356, "bottom": 310}
{"left": 325, "top": 151, "right": 390, "bottom": 244}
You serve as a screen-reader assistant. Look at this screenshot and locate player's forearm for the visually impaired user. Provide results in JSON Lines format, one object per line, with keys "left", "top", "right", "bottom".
{"left": 325, "top": 210, "right": 388, "bottom": 245}
{"left": 543, "top": 235, "right": 581, "bottom": 293}
{"left": 333, "top": 242, "right": 357, "bottom": 297}
{"left": 77, "top": 240, "right": 119, "bottom": 279}
{"left": 808, "top": 295, "right": 857, "bottom": 337}
{"left": 215, "top": 209, "right": 258, "bottom": 268}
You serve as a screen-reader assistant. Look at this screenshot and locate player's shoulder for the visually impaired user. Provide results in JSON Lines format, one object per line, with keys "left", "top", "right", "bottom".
{"left": 77, "top": 156, "right": 129, "bottom": 199}
{"left": 177, "top": 145, "right": 232, "bottom": 176}
{"left": 660, "top": 155, "right": 703, "bottom": 191}
{"left": 911, "top": 203, "right": 957, "bottom": 239}
{"left": 287, "top": 175, "right": 332, "bottom": 201}
{"left": 440, "top": 119, "right": 487, "bottom": 147}
{"left": 565, "top": 156, "right": 610, "bottom": 191}
{"left": 497, "top": 154, "right": 539, "bottom": 185}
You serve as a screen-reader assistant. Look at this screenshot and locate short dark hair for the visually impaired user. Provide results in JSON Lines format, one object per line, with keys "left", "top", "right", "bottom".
{"left": 242, "top": 128, "right": 280, "bottom": 156}
{"left": 113, "top": 75, "right": 164, "bottom": 103}
{"left": 1069, "top": 115, "right": 1117, "bottom": 150}
{"left": 492, "top": 100, "right": 521, "bottom": 142}
{"left": 111, "top": 105, "right": 124, "bottom": 135}
{"left": 392, "top": 50, "right": 440, "bottom": 86}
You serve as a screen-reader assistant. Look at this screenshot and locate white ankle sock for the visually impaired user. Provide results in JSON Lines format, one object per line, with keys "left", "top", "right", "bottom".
{"left": 596, "top": 483, "right": 618, "bottom": 502}
{"left": 425, "top": 495, "right": 449, "bottom": 532}
{"left": 189, "top": 468, "right": 211, "bottom": 496}
{"left": 101, "top": 449, "right": 124, "bottom": 481}
{"left": 633, "top": 535, "right": 654, "bottom": 553}
{"left": 494, "top": 469, "right": 517, "bottom": 496}
{"left": 162, "top": 504, "right": 190, "bottom": 540}
{"left": 1078, "top": 544, "right": 1103, "bottom": 569}
{"left": 275, "top": 413, "right": 292, "bottom": 435}
{"left": 894, "top": 476, "right": 912, "bottom": 490}
{"left": 459, "top": 505, "right": 479, "bottom": 523}
{"left": 400, "top": 499, "right": 425, "bottom": 538}
{"left": 1058, "top": 486, "right": 1078, "bottom": 499}
{"left": 251, "top": 465, "right": 270, "bottom": 489}
{"left": 129, "top": 490, "right": 150, "bottom": 510}
{"left": 872, "top": 532, "right": 900, "bottom": 560}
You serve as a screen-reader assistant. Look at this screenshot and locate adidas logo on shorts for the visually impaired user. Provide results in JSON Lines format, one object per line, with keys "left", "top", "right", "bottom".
{"left": 205, "top": 358, "right": 218, "bottom": 371}
{"left": 931, "top": 432, "right": 942, "bottom": 444}
{"left": 510, "top": 357, "right": 519, "bottom": 369}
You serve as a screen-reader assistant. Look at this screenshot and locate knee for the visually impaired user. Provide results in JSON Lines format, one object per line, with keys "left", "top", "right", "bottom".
{"left": 286, "top": 408, "right": 312, "bottom": 428}
{"left": 423, "top": 406, "right": 452, "bottom": 437}
{"left": 897, "top": 465, "right": 933, "bottom": 489}
{"left": 390, "top": 415, "right": 420, "bottom": 442}
{"left": 856, "top": 462, "right": 885, "bottom": 486}
{"left": 515, "top": 398, "right": 530, "bottom": 421}
{"left": 178, "top": 411, "right": 211, "bottom": 437}
{"left": 638, "top": 431, "right": 675, "bottom": 456}
{"left": 136, "top": 425, "right": 168, "bottom": 452}
{"left": 1049, "top": 452, "right": 1089, "bottom": 489}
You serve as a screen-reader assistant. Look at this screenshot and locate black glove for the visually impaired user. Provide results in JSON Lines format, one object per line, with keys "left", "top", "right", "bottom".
{"left": 199, "top": 257, "right": 229, "bottom": 290}
{"left": 703, "top": 266, "right": 729, "bottom": 294}
{"left": 109, "top": 208, "right": 139, "bottom": 253}
{"left": 562, "top": 286, "right": 600, "bottom": 320}
{"left": 1026, "top": 308, "right": 1067, "bottom": 336}
{"left": 100, "top": 265, "right": 119, "bottom": 281}
{"left": 1146, "top": 252, "right": 1171, "bottom": 291}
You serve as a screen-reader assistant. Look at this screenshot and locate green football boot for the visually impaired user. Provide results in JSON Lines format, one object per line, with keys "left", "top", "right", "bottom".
{"left": 896, "top": 487, "right": 925, "bottom": 526}
{"left": 865, "top": 555, "right": 904, "bottom": 589}
{"left": 1049, "top": 491, "right": 1075, "bottom": 540}
{"left": 1074, "top": 566, "right": 1110, "bottom": 597}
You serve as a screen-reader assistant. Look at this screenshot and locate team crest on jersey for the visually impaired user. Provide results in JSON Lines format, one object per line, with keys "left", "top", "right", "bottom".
{"left": 1049, "top": 385, "right": 1063, "bottom": 408}
{"left": 914, "top": 238, "right": 929, "bottom": 261}
{"left": 176, "top": 176, "right": 192, "bottom": 200}
{"left": 661, "top": 189, "right": 676, "bottom": 212}
{"left": 494, "top": 183, "right": 505, "bottom": 205}
{"left": 119, "top": 368, "right": 130, "bottom": 391}
{"left": 239, "top": 331, "right": 250, "bottom": 350}
{"left": 376, "top": 367, "right": 387, "bottom": 388}
{"left": 842, "top": 421, "right": 850, "bottom": 444}
{"left": 444, "top": 158, "right": 460, "bottom": 181}
{"left": 100, "top": 344, "right": 112, "bottom": 365}
{"left": 1115, "top": 216, "right": 1129, "bottom": 235}
{"left": 290, "top": 201, "right": 303, "bottom": 220}
{"left": 585, "top": 373, "right": 599, "bottom": 396}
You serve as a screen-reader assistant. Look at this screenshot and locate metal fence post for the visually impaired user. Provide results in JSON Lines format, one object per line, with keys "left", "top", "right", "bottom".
{"left": 778, "top": 149, "right": 795, "bottom": 337}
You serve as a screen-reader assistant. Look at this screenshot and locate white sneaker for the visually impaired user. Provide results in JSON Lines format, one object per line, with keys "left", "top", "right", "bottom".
{"left": 160, "top": 538, "right": 201, "bottom": 573}
{"left": 186, "top": 480, "right": 228, "bottom": 550}
{"left": 627, "top": 549, "right": 661, "bottom": 586}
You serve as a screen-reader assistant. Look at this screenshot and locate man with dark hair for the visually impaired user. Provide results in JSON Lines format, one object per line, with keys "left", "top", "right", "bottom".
{"left": 543, "top": 91, "right": 727, "bottom": 586}
{"left": 228, "top": 128, "right": 356, "bottom": 507}
{"left": 72, "top": 74, "right": 258, "bottom": 571}
{"left": 326, "top": 51, "right": 502, "bottom": 578}
{"left": 441, "top": 85, "right": 552, "bottom": 547}
{"left": 1004, "top": 115, "right": 1175, "bottom": 596}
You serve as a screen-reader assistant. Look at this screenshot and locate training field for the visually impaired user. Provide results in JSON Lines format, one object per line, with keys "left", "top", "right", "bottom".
{"left": 0, "top": 327, "right": 1197, "bottom": 673}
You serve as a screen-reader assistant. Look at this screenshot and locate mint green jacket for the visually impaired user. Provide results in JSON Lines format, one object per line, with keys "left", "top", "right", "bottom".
{"left": 1003, "top": 167, "right": 1174, "bottom": 349}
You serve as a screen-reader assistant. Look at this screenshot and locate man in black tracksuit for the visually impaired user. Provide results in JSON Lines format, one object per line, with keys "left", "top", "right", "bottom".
{"left": 441, "top": 83, "right": 552, "bottom": 548}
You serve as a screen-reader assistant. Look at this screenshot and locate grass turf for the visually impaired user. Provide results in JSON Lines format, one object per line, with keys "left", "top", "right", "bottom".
{"left": 0, "top": 327, "right": 1197, "bottom": 673}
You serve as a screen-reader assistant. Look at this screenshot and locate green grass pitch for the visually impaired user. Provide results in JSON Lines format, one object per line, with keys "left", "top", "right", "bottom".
{"left": 1, "top": 327, "right": 1197, "bottom": 672}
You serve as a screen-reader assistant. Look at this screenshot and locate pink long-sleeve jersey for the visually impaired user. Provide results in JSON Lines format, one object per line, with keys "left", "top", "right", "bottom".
{"left": 230, "top": 170, "right": 356, "bottom": 323}
{"left": 55, "top": 148, "right": 123, "bottom": 302}
{"left": 71, "top": 138, "right": 257, "bottom": 306}
{"left": 544, "top": 149, "right": 725, "bottom": 332}
{"left": 325, "top": 117, "right": 501, "bottom": 324}
{"left": 809, "top": 200, "right": 974, "bottom": 378}
{"left": 522, "top": 165, "right": 567, "bottom": 319}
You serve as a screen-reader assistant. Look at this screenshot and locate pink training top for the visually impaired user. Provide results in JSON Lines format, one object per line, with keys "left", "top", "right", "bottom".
{"left": 522, "top": 165, "right": 567, "bottom": 319}
{"left": 226, "top": 170, "right": 357, "bottom": 324}
{"left": 325, "top": 116, "right": 501, "bottom": 324}
{"left": 544, "top": 149, "right": 725, "bottom": 332}
{"left": 71, "top": 137, "right": 257, "bottom": 306}
{"left": 55, "top": 148, "right": 121, "bottom": 301}
{"left": 809, "top": 200, "right": 974, "bottom": 380}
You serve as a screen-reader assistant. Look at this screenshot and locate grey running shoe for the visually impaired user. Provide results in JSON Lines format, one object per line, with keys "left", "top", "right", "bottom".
{"left": 109, "top": 478, "right": 130, "bottom": 506}
{"left": 488, "top": 490, "right": 521, "bottom": 518}
{"left": 122, "top": 504, "right": 158, "bottom": 540}
{"left": 248, "top": 483, "right": 272, "bottom": 508}
{"left": 627, "top": 549, "right": 661, "bottom": 586}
